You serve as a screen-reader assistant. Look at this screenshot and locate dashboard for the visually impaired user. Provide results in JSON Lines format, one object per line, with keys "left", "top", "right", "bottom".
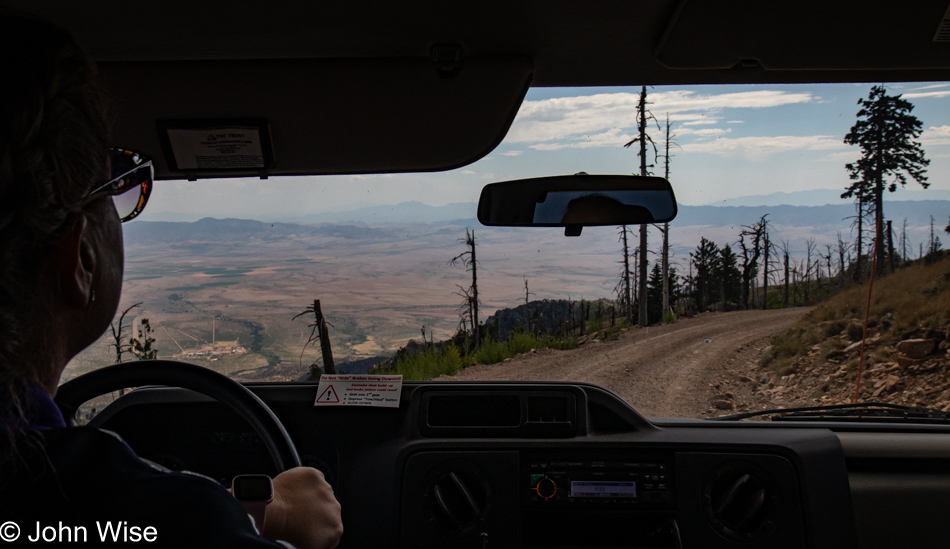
{"left": 92, "top": 381, "right": 950, "bottom": 548}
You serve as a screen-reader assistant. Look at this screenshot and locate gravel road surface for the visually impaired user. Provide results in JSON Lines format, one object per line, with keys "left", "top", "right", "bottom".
{"left": 440, "top": 308, "right": 809, "bottom": 418}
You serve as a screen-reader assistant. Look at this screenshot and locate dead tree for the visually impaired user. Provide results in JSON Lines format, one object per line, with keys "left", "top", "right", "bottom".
{"left": 779, "top": 241, "right": 790, "bottom": 308}
{"left": 623, "top": 85, "right": 660, "bottom": 327}
{"left": 847, "top": 198, "right": 873, "bottom": 281}
{"left": 836, "top": 231, "right": 849, "bottom": 288}
{"left": 899, "top": 219, "right": 910, "bottom": 264}
{"left": 454, "top": 284, "right": 475, "bottom": 342}
{"left": 450, "top": 228, "right": 480, "bottom": 348}
{"left": 110, "top": 303, "right": 142, "bottom": 364}
{"left": 804, "top": 238, "right": 817, "bottom": 305}
{"left": 108, "top": 302, "right": 143, "bottom": 397}
{"left": 615, "top": 225, "right": 635, "bottom": 322}
{"left": 659, "top": 113, "right": 679, "bottom": 320}
{"left": 523, "top": 277, "right": 535, "bottom": 333}
{"left": 293, "top": 299, "right": 336, "bottom": 376}
{"left": 761, "top": 229, "right": 771, "bottom": 310}
{"left": 738, "top": 215, "right": 768, "bottom": 310}
{"left": 886, "top": 220, "right": 896, "bottom": 272}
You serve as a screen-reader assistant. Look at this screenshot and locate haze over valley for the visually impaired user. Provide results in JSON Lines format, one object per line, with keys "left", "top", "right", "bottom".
{"left": 65, "top": 197, "right": 950, "bottom": 382}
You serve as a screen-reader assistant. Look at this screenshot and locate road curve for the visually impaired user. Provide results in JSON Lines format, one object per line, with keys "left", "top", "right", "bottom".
{"left": 441, "top": 308, "right": 809, "bottom": 418}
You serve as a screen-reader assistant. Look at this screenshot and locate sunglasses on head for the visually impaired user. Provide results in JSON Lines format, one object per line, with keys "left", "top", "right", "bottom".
{"left": 85, "top": 148, "right": 153, "bottom": 223}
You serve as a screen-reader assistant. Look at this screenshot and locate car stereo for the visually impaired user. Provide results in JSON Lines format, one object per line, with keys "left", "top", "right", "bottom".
{"left": 523, "top": 453, "right": 674, "bottom": 507}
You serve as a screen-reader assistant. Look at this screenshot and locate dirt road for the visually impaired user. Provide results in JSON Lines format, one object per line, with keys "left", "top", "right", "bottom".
{"left": 442, "top": 308, "right": 809, "bottom": 418}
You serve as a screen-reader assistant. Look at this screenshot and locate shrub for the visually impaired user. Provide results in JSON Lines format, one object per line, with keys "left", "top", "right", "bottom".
{"left": 473, "top": 338, "right": 509, "bottom": 365}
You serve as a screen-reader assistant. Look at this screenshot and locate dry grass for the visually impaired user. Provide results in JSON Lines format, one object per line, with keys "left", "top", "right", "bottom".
{"left": 810, "top": 255, "right": 950, "bottom": 335}
{"left": 762, "top": 255, "right": 950, "bottom": 372}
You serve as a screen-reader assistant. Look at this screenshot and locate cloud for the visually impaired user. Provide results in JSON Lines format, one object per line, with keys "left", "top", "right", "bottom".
{"left": 902, "top": 90, "right": 950, "bottom": 99}
{"left": 727, "top": 120, "right": 744, "bottom": 124}
{"left": 480, "top": 173, "right": 495, "bottom": 179}
{"left": 682, "top": 118, "right": 721, "bottom": 126}
{"left": 501, "top": 150, "right": 524, "bottom": 157}
{"left": 921, "top": 125, "right": 950, "bottom": 146}
{"left": 681, "top": 135, "right": 847, "bottom": 159}
{"left": 907, "top": 83, "right": 950, "bottom": 91}
{"left": 677, "top": 128, "right": 732, "bottom": 138}
{"left": 460, "top": 170, "right": 476, "bottom": 175}
{"left": 820, "top": 151, "right": 861, "bottom": 163}
{"left": 505, "top": 89, "right": 815, "bottom": 149}
{"left": 529, "top": 128, "right": 635, "bottom": 151}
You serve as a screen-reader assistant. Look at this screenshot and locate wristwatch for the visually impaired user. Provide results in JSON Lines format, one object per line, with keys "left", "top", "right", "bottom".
{"left": 232, "top": 474, "right": 274, "bottom": 530}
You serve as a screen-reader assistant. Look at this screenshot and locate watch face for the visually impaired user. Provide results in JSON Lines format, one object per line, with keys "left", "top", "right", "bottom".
{"left": 233, "top": 475, "right": 273, "bottom": 501}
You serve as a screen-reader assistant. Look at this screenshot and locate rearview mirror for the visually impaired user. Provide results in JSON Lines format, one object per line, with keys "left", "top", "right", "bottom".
{"left": 477, "top": 174, "right": 677, "bottom": 236}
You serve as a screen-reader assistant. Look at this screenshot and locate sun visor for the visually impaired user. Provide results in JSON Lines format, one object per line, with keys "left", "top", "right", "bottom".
{"left": 656, "top": 0, "right": 950, "bottom": 72}
{"left": 99, "top": 56, "right": 532, "bottom": 180}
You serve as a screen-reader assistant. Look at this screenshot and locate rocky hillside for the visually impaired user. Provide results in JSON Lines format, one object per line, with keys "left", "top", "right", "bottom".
{"left": 743, "top": 254, "right": 950, "bottom": 411}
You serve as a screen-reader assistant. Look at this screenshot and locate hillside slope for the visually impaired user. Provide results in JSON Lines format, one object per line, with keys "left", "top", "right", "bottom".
{"left": 748, "top": 254, "right": 950, "bottom": 410}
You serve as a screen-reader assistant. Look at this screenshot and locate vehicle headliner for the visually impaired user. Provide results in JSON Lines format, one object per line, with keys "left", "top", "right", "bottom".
{"left": 5, "top": 0, "right": 950, "bottom": 178}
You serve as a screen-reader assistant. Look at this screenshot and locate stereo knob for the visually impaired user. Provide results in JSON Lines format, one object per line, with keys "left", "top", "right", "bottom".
{"left": 536, "top": 477, "right": 557, "bottom": 499}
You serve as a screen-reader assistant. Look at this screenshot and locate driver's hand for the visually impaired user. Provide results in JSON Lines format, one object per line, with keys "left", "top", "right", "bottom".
{"left": 262, "top": 467, "right": 343, "bottom": 549}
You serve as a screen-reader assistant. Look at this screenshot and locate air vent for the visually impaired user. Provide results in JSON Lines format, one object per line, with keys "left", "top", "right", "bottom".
{"left": 702, "top": 462, "right": 781, "bottom": 542}
{"left": 420, "top": 390, "right": 577, "bottom": 437}
{"left": 935, "top": 3, "right": 950, "bottom": 42}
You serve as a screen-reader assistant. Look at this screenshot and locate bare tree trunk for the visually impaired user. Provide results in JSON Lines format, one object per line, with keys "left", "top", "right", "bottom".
{"left": 313, "top": 300, "right": 335, "bottom": 374}
{"left": 900, "top": 219, "right": 908, "bottom": 264}
{"left": 783, "top": 248, "right": 790, "bottom": 308}
{"left": 837, "top": 231, "right": 847, "bottom": 288}
{"left": 471, "top": 231, "right": 479, "bottom": 347}
{"left": 637, "top": 85, "right": 649, "bottom": 327}
{"left": 662, "top": 114, "right": 673, "bottom": 319}
{"left": 621, "top": 226, "right": 632, "bottom": 321}
{"left": 874, "top": 152, "right": 885, "bottom": 277}
{"left": 761, "top": 232, "right": 769, "bottom": 310}
{"left": 886, "top": 219, "right": 895, "bottom": 272}
{"left": 855, "top": 198, "right": 864, "bottom": 280}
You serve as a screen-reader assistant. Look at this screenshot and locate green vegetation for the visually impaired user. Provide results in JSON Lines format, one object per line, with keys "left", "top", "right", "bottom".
{"left": 376, "top": 331, "right": 580, "bottom": 380}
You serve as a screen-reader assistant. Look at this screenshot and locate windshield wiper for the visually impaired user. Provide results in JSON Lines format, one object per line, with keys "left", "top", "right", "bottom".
{"left": 713, "top": 402, "right": 950, "bottom": 424}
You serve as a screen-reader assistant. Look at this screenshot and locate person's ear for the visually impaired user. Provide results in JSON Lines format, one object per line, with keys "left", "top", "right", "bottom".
{"left": 54, "top": 214, "right": 97, "bottom": 309}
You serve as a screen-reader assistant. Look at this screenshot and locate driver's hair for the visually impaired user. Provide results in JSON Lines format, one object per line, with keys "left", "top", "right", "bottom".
{"left": 0, "top": 11, "right": 111, "bottom": 451}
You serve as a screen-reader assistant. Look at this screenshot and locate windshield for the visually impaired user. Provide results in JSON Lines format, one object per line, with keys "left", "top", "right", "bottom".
{"left": 65, "top": 83, "right": 950, "bottom": 419}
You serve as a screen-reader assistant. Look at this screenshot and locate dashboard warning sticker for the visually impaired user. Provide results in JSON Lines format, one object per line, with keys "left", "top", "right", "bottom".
{"left": 313, "top": 375, "right": 402, "bottom": 408}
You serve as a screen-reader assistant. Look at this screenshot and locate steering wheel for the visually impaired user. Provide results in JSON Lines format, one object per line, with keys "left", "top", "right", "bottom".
{"left": 55, "top": 359, "right": 301, "bottom": 472}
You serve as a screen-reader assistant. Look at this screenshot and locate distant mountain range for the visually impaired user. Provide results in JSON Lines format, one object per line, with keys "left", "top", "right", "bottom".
{"left": 702, "top": 188, "right": 950, "bottom": 207}
{"left": 127, "top": 200, "right": 950, "bottom": 246}
{"left": 122, "top": 217, "right": 394, "bottom": 245}
{"left": 147, "top": 189, "right": 950, "bottom": 224}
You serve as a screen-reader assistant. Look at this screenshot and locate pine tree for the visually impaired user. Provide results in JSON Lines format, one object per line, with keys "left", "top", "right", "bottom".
{"left": 689, "top": 238, "right": 719, "bottom": 312}
{"left": 714, "top": 245, "right": 742, "bottom": 311}
{"left": 647, "top": 263, "right": 664, "bottom": 324}
{"left": 843, "top": 85, "right": 930, "bottom": 277}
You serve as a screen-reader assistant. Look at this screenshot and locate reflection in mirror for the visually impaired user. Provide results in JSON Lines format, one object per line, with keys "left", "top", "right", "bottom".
{"left": 478, "top": 174, "right": 677, "bottom": 236}
{"left": 533, "top": 190, "right": 675, "bottom": 224}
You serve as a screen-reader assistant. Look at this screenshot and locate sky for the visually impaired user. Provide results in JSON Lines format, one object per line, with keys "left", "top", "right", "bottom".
{"left": 141, "top": 82, "right": 950, "bottom": 222}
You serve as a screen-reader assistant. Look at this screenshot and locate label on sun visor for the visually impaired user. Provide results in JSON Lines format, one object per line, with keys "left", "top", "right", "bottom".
{"left": 313, "top": 375, "right": 403, "bottom": 408}
{"left": 166, "top": 127, "right": 265, "bottom": 170}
